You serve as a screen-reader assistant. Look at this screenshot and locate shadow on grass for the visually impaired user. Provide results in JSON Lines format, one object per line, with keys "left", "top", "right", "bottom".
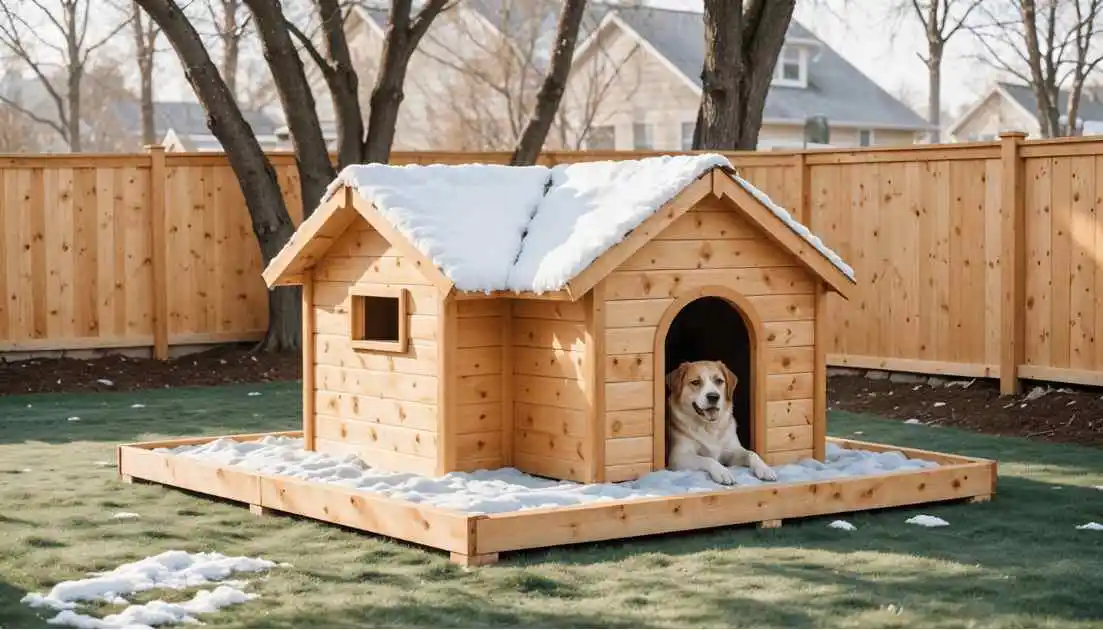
{"left": 0, "top": 580, "right": 44, "bottom": 627}
{"left": 0, "top": 382, "right": 299, "bottom": 446}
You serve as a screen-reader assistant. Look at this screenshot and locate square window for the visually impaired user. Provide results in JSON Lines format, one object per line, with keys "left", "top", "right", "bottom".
{"left": 350, "top": 287, "right": 407, "bottom": 353}
{"left": 858, "top": 129, "right": 873, "bottom": 147}
{"left": 586, "top": 125, "right": 615, "bottom": 150}
{"left": 681, "top": 121, "right": 695, "bottom": 150}
{"left": 633, "top": 123, "right": 652, "bottom": 149}
{"left": 774, "top": 45, "right": 805, "bottom": 86}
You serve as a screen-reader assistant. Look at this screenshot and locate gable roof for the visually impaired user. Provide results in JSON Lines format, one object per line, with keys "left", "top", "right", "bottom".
{"left": 587, "top": 5, "right": 929, "bottom": 131}
{"left": 997, "top": 81, "right": 1103, "bottom": 123}
{"left": 263, "top": 156, "right": 855, "bottom": 298}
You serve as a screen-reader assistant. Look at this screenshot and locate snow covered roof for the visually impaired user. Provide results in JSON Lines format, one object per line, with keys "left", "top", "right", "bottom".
{"left": 264, "top": 155, "right": 855, "bottom": 297}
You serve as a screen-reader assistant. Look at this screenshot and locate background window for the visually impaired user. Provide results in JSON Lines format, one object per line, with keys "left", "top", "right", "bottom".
{"left": 585, "top": 125, "right": 615, "bottom": 150}
{"left": 350, "top": 288, "right": 407, "bottom": 353}
{"left": 858, "top": 129, "right": 874, "bottom": 147}
{"left": 774, "top": 46, "right": 804, "bottom": 85}
{"left": 633, "top": 123, "right": 652, "bottom": 150}
{"left": 681, "top": 122, "right": 695, "bottom": 150}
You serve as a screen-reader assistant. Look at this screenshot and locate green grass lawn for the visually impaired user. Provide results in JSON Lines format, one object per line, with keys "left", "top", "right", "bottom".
{"left": 0, "top": 381, "right": 1101, "bottom": 628}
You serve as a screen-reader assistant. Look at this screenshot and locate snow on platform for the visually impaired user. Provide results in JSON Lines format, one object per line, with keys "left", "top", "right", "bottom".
{"left": 157, "top": 437, "right": 939, "bottom": 516}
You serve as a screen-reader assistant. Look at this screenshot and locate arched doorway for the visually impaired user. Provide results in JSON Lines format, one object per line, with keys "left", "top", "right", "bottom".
{"left": 653, "top": 287, "right": 766, "bottom": 469}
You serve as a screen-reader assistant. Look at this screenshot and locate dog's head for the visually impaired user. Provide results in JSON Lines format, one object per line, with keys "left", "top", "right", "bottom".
{"left": 666, "top": 360, "right": 738, "bottom": 424}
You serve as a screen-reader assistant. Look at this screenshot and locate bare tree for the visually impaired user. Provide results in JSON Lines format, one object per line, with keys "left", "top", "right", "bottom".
{"left": 136, "top": 0, "right": 453, "bottom": 350}
{"left": 0, "top": 0, "right": 131, "bottom": 152}
{"left": 693, "top": 0, "right": 796, "bottom": 150}
{"left": 888, "top": 0, "right": 983, "bottom": 142}
{"left": 133, "top": 0, "right": 160, "bottom": 145}
{"left": 510, "top": 0, "right": 587, "bottom": 164}
{"left": 973, "top": 0, "right": 1103, "bottom": 137}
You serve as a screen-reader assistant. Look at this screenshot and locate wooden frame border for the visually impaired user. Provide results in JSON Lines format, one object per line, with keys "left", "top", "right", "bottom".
{"left": 349, "top": 286, "right": 409, "bottom": 354}
{"left": 652, "top": 285, "right": 768, "bottom": 470}
{"left": 118, "top": 432, "right": 995, "bottom": 566}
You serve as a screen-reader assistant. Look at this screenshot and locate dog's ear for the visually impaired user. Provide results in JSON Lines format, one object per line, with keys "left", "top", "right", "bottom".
{"left": 719, "top": 362, "right": 738, "bottom": 403}
{"left": 666, "top": 363, "right": 690, "bottom": 392}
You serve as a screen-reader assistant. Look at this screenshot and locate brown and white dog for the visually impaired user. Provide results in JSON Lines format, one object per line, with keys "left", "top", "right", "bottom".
{"left": 666, "top": 360, "right": 777, "bottom": 485}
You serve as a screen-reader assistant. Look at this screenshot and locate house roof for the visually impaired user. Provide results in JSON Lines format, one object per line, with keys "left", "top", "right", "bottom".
{"left": 111, "top": 101, "right": 279, "bottom": 139}
{"left": 263, "top": 156, "right": 855, "bottom": 298}
{"left": 996, "top": 81, "right": 1103, "bottom": 123}
{"left": 601, "top": 6, "right": 930, "bottom": 130}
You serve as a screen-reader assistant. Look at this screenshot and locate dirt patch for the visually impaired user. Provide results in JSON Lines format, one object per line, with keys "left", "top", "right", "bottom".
{"left": 828, "top": 373, "right": 1103, "bottom": 448}
{"left": 0, "top": 344, "right": 301, "bottom": 396}
{"left": 3, "top": 345, "right": 1102, "bottom": 448}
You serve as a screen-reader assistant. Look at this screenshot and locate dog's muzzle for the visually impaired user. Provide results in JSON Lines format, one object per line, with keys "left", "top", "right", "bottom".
{"left": 692, "top": 402, "right": 721, "bottom": 422}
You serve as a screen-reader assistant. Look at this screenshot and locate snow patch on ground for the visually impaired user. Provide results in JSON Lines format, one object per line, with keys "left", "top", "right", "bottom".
{"left": 828, "top": 519, "right": 857, "bottom": 531}
{"left": 21, "top": 550, "right": 276, "bottom": 629}
{"left": 158, "top": 437, "right": 940, "bottom": 516}
{"left": 110, "top": 513, "right": 140, "bottom": 520}
{"left": 906, "top": 514, "right": 949, "bottom": 527}
{"left": 1076, "top": 522, "right": 1103, "bottom": 531}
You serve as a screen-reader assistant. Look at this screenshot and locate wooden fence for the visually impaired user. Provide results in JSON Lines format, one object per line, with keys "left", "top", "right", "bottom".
{"left": 1, "top": 136, "right": 1100, "bottom": 391}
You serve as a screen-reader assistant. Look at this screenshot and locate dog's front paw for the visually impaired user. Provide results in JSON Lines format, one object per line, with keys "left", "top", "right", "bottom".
{"left": 707, "top": 464, "right": 737, "bottom": 485}
{"left": 752, "top": 462, "right": 778, "bottom": 482}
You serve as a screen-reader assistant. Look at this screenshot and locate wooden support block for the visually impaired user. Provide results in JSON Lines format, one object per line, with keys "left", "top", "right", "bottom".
{"left": 450, "top": 552, "right": 499, "bottom": 567}
{"left": 249, "top": 504, "right": 274, "bottom": 517}
{"left": 120, "top": 475, "right": 151, "bottom": 485}
{"left": 967, "top": 494, "right": 992, "bottom": 504}
{"left": 758, "top": 519, "right": 783, "bottom": 529}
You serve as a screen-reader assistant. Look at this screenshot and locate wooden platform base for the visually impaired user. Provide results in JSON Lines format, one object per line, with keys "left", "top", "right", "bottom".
{"left": 116, "top": 432, "right": 998, "bottom": 566}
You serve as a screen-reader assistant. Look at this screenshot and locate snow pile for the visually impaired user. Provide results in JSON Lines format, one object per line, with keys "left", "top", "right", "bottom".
{"left": 905, "top": 514, "right": 949, "bottom": 527}
{"left": 21, "top": 550, "right": 276, "bottom": 629}
{"left": 508, "top": 154, "right": 728, "bottom": 293}
{"left": 733, "top": 175, "right": 854, "bottom": 280}
{"left": 303, "top": 155, "right": 853, "bottom": 293}
{"left": 159, "top": 437, "right": 939, "bottom": 516}
{"left": 1076, "top": 522, "right": 1103, "bottom": 531}
{"left": 828, "top": 519, "right": 857, "bottom": 531}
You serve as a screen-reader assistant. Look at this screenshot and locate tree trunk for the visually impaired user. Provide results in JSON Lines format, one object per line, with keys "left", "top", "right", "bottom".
{"left": 221, "top": 0, "right": 240, "bottom": 96}
{"left": 67, "top": 64, "right": 82, "bottom": 152}
{"left": 1068, "top": 77, "right": 1085, "bottom": 136}
{"left": 134, "top": 4, "right": 158, "bottom": 146}
{"left": 242, "top": 0, "right": 334, "bottom": 212}
{"left": 362, "top": 0, "right": 450, "bottom": 163}
{"left": 735, "top": 0, "right": 795, "bottom": 149}
{"left": 316, "top": 0, "right": 363, "bottom": 169}
{"left": 693, "top": 0, "right": 794, "bottom": 151}
{"left": 510, "top": 0, "right": 587, "bottom": 165}
{"left": 136, "top": 0, "right": 299, "bottom": 351}
{"left": 927, "top": 48, "right": 941, "bottom": 143}
{"left": 693, "top": 0, "right": 742, "bottom": 150}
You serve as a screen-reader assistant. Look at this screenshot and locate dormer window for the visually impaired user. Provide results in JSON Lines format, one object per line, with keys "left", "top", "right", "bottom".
{"left": 773, "top": 45, "right": 807, "bottom": 88}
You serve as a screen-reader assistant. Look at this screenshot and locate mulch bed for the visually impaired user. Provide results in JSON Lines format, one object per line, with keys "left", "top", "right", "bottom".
{"left": 0, "top": 344, "right": 301, "bottom": 396}
{"left": 2, "top": 346, "right": 1101, "bottom": 448}
{"left": 828, "top": 373, "right": 1103, "bottom": 448}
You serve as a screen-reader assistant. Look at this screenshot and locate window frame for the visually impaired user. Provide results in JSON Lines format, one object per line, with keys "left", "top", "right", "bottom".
{"left": 858, "top": 128, "right": 874, "bottom": 147}
{"left": 680, "top": 121, "right": 695, "bottom": 151}
{"left": 772, "top": 45, "right": 807, "bottom": 88}
{"left": 585, "top": 125, "right": 616, "bottom": 150}
{"left": 633, "top": 122, "right": 652, "bottom": 150}
{"left": 349, "top": 286, "right": 408, "bottom": 353}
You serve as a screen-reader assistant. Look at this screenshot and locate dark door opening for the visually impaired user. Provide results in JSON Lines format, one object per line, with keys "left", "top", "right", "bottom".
{"left": 664, "top": 296, "right": 753, "bottom": 449}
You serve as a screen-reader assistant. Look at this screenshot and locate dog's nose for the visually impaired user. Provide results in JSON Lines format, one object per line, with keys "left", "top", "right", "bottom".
{"left": 705, "top": 392, "right": 720, "bottom": 404}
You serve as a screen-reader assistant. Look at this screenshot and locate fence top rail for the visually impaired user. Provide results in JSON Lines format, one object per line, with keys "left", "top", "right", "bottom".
{"left": 9, "top": 131, "right": 1103, "bottom": 168}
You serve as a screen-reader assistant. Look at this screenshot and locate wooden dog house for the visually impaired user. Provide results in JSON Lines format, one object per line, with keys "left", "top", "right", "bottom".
{"left": 262, "top": 155, "right": 856, "bottom": 484}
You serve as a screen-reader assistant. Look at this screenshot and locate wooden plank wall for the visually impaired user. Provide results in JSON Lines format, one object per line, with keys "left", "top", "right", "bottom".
{"left": 453, "top": 299, "right": 507, "bottom": 471}
{"left": 509, "top": 300, "right": 593, "bottom": 482}
{"left": 8, "top": 138, "right": 1103, "bottom": 390}
{"left": 311, "top": 219, "right": 441, "bottom": 476}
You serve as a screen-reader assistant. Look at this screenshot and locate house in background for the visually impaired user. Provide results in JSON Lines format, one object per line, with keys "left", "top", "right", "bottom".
{"left": 561, "top": 6, "right": 931, "bottom": 151}
{"left": 113, "top": 101, "right": 283, "bottom": 152}
{"left": 948, "top": 81, "right": 1103, "bottom": 141}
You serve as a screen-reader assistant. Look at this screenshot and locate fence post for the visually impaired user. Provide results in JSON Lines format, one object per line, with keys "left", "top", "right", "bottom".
{"left": 793, "top": 152, "right": 811, "bottom": 225}
{"left": 999, "top": 131, "right": 1027, "bottom": 395}
{"left": 146, "top": 144, "right": 169, "bottom": 360}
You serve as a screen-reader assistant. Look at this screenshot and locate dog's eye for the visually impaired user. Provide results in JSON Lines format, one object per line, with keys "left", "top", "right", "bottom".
{"left": 713, "top": 377, "right": 724, "bottom": 386}
{"left": 690, "top": 378, "right": 702, "bottom": 387}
